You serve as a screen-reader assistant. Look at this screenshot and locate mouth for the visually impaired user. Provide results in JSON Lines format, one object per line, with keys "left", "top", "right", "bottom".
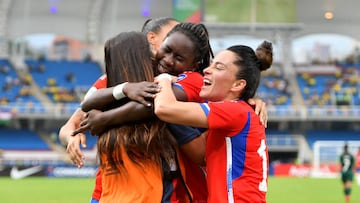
{"left": 203, "top": 78, "right": 212, "bottom": 86}
{"left": 157, "top": 63, "right": 168, "bottom": 74}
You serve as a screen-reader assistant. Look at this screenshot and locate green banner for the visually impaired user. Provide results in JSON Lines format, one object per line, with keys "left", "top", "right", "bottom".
{"left": 204, "top": 0, "right": 296, "bottom": 23}
{"left": 0, "top": 111, "right": 11, "bottom": 126}
{"left": 173, "top": 0, "right": 202, "bottom": 22}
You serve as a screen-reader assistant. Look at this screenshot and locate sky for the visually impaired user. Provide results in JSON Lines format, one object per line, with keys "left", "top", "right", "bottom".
{"left": 24, "top": 33, "right": 56, "bottom": 49}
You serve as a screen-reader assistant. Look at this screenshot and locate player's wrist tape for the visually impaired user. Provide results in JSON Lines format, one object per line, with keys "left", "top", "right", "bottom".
{"left": 112, "top": 82, "right": 128, "bottom": 100}
{"left": 157, "top": 73, "right": 173, "bottom": 82}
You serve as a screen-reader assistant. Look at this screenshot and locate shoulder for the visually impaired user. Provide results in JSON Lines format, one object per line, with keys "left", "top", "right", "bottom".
{"left": 93, "top": 74, "right": 107, "bottom": 89}
{"left": 209, "top": 100, "right": 251, "bottom": 109}
{"left": 177, "top": 71, "right": 203, "bottom": 82}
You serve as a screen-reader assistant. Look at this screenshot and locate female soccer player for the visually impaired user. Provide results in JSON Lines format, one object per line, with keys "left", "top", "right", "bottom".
{"left": 58, "top": 17, "right": 180, "bottom": 203}
{"left": 154, "top": 41, "right": 273, "bottom": 203}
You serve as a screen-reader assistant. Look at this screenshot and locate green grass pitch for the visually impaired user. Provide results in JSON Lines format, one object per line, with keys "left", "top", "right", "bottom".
{"left": 267, "top": 177, "right": 360, "bottom": 203}
{"left": 1, "top": 177, "right": 360, "bottom": 202}
{"left": 0, "top": 177, "right": 95, "bottom": 203}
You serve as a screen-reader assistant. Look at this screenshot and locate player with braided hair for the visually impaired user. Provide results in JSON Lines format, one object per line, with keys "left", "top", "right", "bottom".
{"left": 72, "top": 22, "right": 268, "bottom": 202}
{"left": 75, "top": 21, "right": 215, "bottom": 203}
{"left": 162, "top": 22, "right": 214, "bottom": 75}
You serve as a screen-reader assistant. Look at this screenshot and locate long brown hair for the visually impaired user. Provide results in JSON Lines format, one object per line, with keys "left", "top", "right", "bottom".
{"left": 99, "top": 31, "right": 175, "bottom": 173}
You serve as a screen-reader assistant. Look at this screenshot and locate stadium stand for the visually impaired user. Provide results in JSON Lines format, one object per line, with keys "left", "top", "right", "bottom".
{"left": 0, "top": 59, "right": 40, "bottom": 106}
{"left": 297, "top": 64, "right": 360, "bottom": 107}
{"left": 25, "top": 59, "right": 103, "bottom": 104}
{"left": 258, "top": 66, "right": 293, "bottom": 106}
{"left": 0, "top": 127, "right": 50, "bottom": 150}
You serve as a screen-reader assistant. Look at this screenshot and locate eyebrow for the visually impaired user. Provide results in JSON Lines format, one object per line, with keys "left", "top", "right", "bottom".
{"left": 214, "top": 61, "right": 227, "bottom": 68}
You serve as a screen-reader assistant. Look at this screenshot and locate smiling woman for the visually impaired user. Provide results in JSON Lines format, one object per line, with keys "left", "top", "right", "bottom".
{"left": 154, "top": 41, "right": 273, "bottom": 203}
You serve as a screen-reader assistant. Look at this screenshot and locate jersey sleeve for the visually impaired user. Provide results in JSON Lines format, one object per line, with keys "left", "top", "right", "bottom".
{"left": 166, "top": 123, "right": 202, "bottom": 145}
{"left": 83, "top": 74, "right": 107, "bottom": 101}
{"left": 91, "top": 168, "right": 102, "bottom": 200}
{"left": 202, "top": 101, "right": 251, "bottom": 131}
{"left": 173, "top": 72, "right": 204, "bottom": 102}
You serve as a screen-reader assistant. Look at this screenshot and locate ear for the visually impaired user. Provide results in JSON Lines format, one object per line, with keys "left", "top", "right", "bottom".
{"left": 231, "top": 79, "right": 246, "bottom": 93}
{"left": 147, "top": 31, "right": 156, "bottom": 46}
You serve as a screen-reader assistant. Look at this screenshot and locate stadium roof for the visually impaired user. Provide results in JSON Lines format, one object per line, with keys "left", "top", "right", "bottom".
{"left": 3, "top": 0, "right": 360, "bottom": 43}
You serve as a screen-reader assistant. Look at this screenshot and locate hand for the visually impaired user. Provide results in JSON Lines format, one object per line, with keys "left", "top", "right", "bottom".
{"left": 59, "top": 108, "right": 87, "bottom": 168}
{"left": 72, "top": 109, "right": 107, "bottom": 136}
{"left": 248, "top": 98, "right": 267, "bottom": 128}
{"left": 155, "top": 73, "right": 174, "bottom": 83}
{"left": 123, "top": 81, "right": 160, "bottom": 107}
{"left": 66, "top": 133, "right": 87, "bottom": 168}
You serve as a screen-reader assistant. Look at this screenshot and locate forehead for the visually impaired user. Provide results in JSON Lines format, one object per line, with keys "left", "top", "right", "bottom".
{"left": 213, "top": 50, "right": 237, "bottom": 65}
{"left": 162, "top": 32, "right": 196, "bottom": 58}
{"left": 163, "top": 32, "right": 195, "bottom": 51}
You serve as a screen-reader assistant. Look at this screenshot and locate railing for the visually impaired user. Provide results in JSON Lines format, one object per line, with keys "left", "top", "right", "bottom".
{"left": 1, "top": 102, "right": 79, "bottom": 119}
{"left": 264, "top": 105, "right": 360, "bottom": 121}
{"left": 1, "top": 102, "right": 360, "bottom": 121}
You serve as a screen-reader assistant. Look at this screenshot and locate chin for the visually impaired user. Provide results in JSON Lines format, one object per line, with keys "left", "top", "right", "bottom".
{"left": 157, "top": 65, "right": 166, "bottom": 74}
{"left": 199, "top": 92, "right": 208, "bottom": 100}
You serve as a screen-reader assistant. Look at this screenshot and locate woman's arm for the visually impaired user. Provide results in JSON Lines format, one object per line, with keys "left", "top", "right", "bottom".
{"left": 59, "top": 108, "right": 87, "bottom": 167}
{"left": 81, "top": 87, "right": 116, "bottom": 112}
{"left": 82, "top": 81, "right": 188, "bottom": 112}
{"left": 154, "top": 74, "right": 208, "bottom": 128}
{"left": 75, "top": 81, "right": 188, "bottom": 135}
{"left": 73, "top": 101, "right": 154, "bottom": 136}
{"left": 179, "top": 131, "right": 207, "bottom": 166}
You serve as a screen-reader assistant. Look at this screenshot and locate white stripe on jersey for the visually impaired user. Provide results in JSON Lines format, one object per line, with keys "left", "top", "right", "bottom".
{"left": 226, "top": 137, "right": 234, "bottom": 203}
{"left": 83, "top": 86, "right": 98, "bottom": 102}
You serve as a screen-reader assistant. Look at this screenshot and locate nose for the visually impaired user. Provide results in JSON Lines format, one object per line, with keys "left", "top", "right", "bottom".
{"left": 203, "top": 66, "right": 211, "bottom": 75}
{"left": 163, "top": 54, "right": 174, "bottom": 66}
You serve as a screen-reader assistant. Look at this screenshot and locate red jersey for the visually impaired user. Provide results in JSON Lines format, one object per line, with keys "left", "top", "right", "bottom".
{"left": 200, "top": 100, "right": 268, "bottom": 203}
{"left": 173, "top": 71, "right": 205, "bottom": 103}
{"left": 92, "top": 168, "right": 102, "bottom": 201}
{"left": 84, "top": 71, "right": 204, "bottom": 102}
{"left": 165, "top": 71, "right": 208, "bottom": 202}
{"left": 84, "top": 74, "right": 106, "bottom": 201}
{"left": 83, "top": 74, "right": 107, "bottom": 102}
{"left": 356, "top": 150, "right": 360, "bottom": 171}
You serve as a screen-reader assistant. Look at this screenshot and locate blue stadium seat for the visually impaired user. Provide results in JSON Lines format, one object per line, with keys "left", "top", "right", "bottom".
{"left": 0, "top": 128, "right": 50, "bottom": 150}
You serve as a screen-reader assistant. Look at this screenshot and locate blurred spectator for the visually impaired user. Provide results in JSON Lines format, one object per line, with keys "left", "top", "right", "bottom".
{"left": 0, "top": 65, "right": 9, "bottom": 75}
{"left": 38, "top": 64, "right": 46, "bottom": 73}
{"left": 27, "top": 64, "right": 34, "bottom": 72}
{"left": 19, "top": 86, "right": 32, "bottom": 97}
{"left": 84, "top": 53, "right": 93, "bottom": 62}
{"left": 3, "top": 76, "right": 13, "bottom": 92}
{"left": 65, "top": 72, "right": 75, "bottom": 83}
